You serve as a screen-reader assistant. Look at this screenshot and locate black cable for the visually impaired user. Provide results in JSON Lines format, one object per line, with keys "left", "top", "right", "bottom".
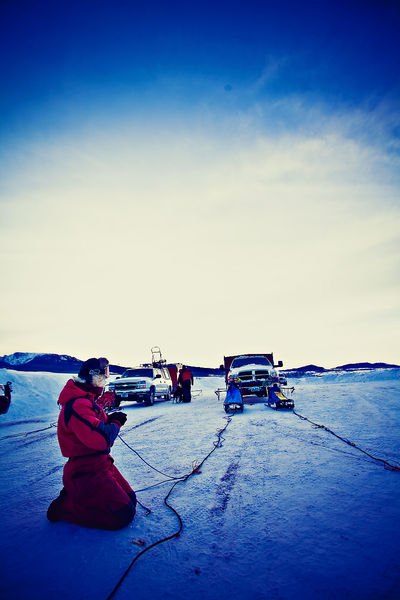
{"left": 293, "top": 410, "right": 400, "bottom": 471}
{"left": 135, "top": 498, "right": 152, "bottom": 515}
{"left": 0, "top": 422, "right": 57, "bottom": 441}
{"left": 135, "top": 479, "right": 181, "bottom": 493}
{"left": 106, "top": 416, "right": 232, "bottom": 600}
{"left": 117, "top": 434, "right": 186, "bottom": 480}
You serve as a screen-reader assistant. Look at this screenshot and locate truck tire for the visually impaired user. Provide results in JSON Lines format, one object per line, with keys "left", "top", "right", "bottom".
{"left": 165, "top": 386, "right": 171, "bottom": 401}
{"left": 145, "top": 388, "right": 155, "bottom": 406}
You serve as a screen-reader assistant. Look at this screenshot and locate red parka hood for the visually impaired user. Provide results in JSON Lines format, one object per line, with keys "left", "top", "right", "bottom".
{"left": 58, "top": 379, "right": 103, "bottom": 406}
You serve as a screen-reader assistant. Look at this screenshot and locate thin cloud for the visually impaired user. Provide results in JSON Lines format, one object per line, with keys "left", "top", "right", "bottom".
{"left": 0, "top": 103, "right": 399, "bottom": 367}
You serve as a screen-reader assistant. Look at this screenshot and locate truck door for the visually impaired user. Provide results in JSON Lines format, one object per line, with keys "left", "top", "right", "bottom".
{"left": 161, "top": 368, "right": 169, "bottom": 393}
{"left": 153, "top": 368, "right": 165, "bottom": 395}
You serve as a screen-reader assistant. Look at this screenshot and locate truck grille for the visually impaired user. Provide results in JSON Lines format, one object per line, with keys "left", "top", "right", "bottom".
{"left": 238, "top": 370, "right": 253, "bottom": 380}
{"left": 238, "top": 370, "right": 270, "bottom": 381}
{"left": 115, "top": 382, "right": 143, "bottom": 391}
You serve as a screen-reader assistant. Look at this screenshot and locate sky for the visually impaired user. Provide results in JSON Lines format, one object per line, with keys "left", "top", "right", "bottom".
{"left": 0, "top": 0, "right": 399, "bottom": 369}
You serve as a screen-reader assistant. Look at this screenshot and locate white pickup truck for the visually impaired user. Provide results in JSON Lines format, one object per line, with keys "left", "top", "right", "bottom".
{"left": 108, "top": 365, "right": 172, "bottom": 406}
{"left": 226, "top": 354, "right": 279, "bottom": 397}
{"left": 223, "top": 353, "right": 293, "bottom": 410}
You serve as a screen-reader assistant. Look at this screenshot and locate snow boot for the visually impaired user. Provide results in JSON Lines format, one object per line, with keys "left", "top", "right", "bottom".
{"left": 47, "top": 488, "right": 68, "bottom": 522}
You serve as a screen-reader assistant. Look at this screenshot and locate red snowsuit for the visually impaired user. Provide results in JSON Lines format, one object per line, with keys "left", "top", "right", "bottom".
{"left": 53, "top": 379, "right": 135, "bottom": 530}
{"left": 178, "top": 368, "right": 194, "bottom": 403}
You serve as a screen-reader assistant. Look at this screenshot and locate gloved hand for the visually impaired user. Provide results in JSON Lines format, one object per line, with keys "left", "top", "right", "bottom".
{"left": 109, "top": 411, "right": 127, "bottom": 426}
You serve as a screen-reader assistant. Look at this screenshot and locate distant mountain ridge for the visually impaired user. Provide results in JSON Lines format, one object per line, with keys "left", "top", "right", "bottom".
{"left": 0, "top": 352, "right": 126, "bottom": 375}
{"left": 0, "top": 352, "right": 399, "bottom": 376}
{"left": 0, "top": 352, "right": 222, "bottom": 377}
{"left": 283, "top": 362, "right": 400, "bottom": 377}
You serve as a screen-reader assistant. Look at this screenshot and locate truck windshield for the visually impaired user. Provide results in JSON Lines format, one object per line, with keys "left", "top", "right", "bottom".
{"left": 122, "top": 369, "right": 153, "bottom": 378}
{"left": 231, "top": 356, "right": 272, "bottom": 368}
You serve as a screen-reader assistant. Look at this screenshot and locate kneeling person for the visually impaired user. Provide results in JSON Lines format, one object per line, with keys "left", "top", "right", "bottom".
{"left": 47, "top": 357, "right": 136, "bottom": 530}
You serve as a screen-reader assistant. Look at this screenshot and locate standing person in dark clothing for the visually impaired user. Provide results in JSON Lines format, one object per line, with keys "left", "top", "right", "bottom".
{"left": 0, "top": 381, "right": 12, "bottom": 415}
{"left": 47, "top": 357, "right": 136, "bottom": 530}
{"left": 178, "top": 365, "right": 194, "bottom": 403}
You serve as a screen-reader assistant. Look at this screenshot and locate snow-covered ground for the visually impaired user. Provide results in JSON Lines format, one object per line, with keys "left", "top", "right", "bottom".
{"left": 1, "top": 369, "right": 400, "bottom": 600}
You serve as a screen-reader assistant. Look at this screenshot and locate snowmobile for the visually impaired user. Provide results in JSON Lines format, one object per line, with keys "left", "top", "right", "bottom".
{"left": 223, "top": 381, "right": 244, "bottom": 413}
{"left": 265, "top": 385, "right": 294, "bottom": 410}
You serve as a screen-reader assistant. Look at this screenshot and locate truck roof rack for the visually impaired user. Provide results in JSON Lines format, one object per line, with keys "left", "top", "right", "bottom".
{"left": 151, "top": 346, "right": 167, "bottom": 367}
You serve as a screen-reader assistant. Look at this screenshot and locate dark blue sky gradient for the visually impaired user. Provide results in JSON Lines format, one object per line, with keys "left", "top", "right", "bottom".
{"left": 1, "top": 0, "right": 399, "bottom": 140}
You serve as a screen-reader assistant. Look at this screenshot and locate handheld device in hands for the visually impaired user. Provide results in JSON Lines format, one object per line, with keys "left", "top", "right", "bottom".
{"left": 109, "top": 411, "right": 128, "bottom": 426}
